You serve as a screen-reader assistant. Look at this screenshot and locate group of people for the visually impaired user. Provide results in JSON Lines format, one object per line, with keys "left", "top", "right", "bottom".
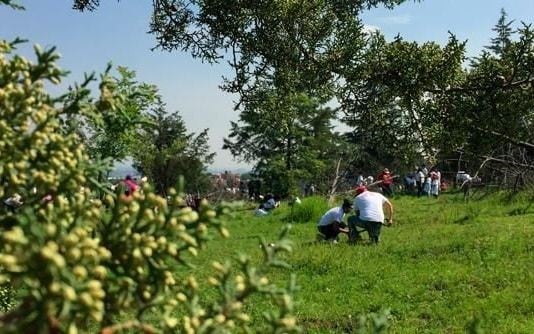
{"left": 317, "top": 186, "right": 393, "bottom": 244}
{"left": 403, "top": 166, "right": 442, "bottom": 197}
{"left": 356, "top": 168, "right": 395, "bottom": 197}
{"left": 3, "top": 188, "right": 53, "bottom": 214}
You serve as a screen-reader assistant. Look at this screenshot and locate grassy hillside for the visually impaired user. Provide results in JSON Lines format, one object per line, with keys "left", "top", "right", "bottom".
{"left": 182, "top": 192, "right": 534, "bottom": 333}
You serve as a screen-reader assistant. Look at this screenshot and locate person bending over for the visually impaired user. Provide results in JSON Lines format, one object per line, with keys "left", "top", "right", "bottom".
{"left": 349, "top": 186, "right": 393, "bottom": 244}
{"left": 317, "top": 199, "right": 352, "bottom": 242}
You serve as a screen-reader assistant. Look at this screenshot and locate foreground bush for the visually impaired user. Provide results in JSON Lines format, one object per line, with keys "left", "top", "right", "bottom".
{"left": 0, "top": 37, "right": 298, "bottom": 333}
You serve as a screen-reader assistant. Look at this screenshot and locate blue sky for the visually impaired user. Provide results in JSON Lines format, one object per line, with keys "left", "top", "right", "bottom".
{"left": 1, "top": 0, "right": 533, "bottom": 171}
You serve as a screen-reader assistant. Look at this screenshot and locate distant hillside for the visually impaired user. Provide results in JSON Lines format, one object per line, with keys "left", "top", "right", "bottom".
{"left": 208, "top": 167, "right": 251, "bottom": 175}
{"left": 110, "top": 160, "right": 250, "bottom": 178}
{"left": 109, "top": 161, "right": 140, "bottom": 178}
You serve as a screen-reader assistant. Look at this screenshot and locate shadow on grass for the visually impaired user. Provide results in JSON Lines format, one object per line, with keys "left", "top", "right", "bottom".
{"left": 299, "top": 310, "right": 390, "bottom": 334}
{"left": 453, "top": 215, "right": 472, "bottom": 225}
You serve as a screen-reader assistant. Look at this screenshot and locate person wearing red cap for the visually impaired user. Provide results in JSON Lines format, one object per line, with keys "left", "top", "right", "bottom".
{"left": 348, "top": 186, "right": 393, "bottom": 244}
{"left": 377, "top": 168, "right": 394, "bottom": 197}
{"left": 123, "top": 175, "right": 139, "bottom": 197}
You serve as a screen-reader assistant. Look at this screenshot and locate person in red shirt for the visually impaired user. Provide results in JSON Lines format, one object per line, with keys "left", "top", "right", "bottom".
{"left": 123, "top": 175, "right": 139, "bottom": 196}
{"left": 377, "top": 168, "right": 394, "bottom": 197}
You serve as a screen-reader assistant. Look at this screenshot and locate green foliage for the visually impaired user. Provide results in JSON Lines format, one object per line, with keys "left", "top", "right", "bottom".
{"left": 341, "top": 32, "right": 467, "bottom": 168}
{"left": 70, "top": 0, "right": 534, "bottom": 187}
{"left": 131, "top": 105, "right": 215, "bottom": 195}
{"left": 225, "top": 93, "right": 344, "bottom": 197}
{"left": 339, "top": 11, "right": 533, "bottom": 179}
{"left": 73, "top": 0, "right": 416, "bottom": 197}
{"left": 0, "top": 285, "right": 14, "bottom": 312}
{"left": 197, "top": 192, "right": 533, "bottom": 333}
{"left": 488, "top": 9, "right": 514, "bottom": 56}
{"left": 288, "top": 196, "right": 329, "bottom": 224}
{"left": 0, "top": 39, "right": 298, "bottom": 333}
{"left": 84, "top": 66, "right": 158, "bottom": 164}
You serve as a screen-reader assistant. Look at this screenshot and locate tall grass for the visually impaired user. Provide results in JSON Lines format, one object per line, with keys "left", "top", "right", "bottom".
{"left": 288, "top": 196, "right": 330, "bottom": 224}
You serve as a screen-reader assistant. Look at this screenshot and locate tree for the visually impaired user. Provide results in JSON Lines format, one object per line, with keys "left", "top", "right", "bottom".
{"left": 72, "top": 0, "right": 415, "bottom": 195}
{"left": 339, "top": 32, "right": 466, "bottom": 169}
{"left": 445, "top": 17, "right": 534, "bottom": 183}
{"left": 83, "top": 66, "right": 158, "bottom": 164}
{"left": 339, "top": 12, "right": 533, "bottom": 185}
{"left": 488, "top": 9, "right": 514, "bottom": 56}
{"left": 132, "top": 101, "right": 215, "bottom": 196}
{"left": 224, "top": 92, "right": 343, "bottom": 196}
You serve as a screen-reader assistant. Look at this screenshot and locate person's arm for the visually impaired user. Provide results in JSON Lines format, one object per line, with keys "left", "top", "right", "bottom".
{"left": 383, "top": 200, "right": 393, "bottom": 225}
{"left": 336, "top": 211, "right": 349, "bottom": 233}
{"left": 337, "top": 218, "right": 349, "bottom": 233}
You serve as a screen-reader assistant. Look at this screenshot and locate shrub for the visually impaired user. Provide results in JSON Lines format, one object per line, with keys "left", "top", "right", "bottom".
{"left": 0, "top": 37, "right": 298, "bottom": 333}
{"left": 289, "top": 196, "right": 329, "bottom": 224}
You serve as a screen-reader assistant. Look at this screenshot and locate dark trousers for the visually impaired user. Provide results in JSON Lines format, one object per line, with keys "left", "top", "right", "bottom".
{"left": 348, "top": 216, "right": 382, "bottom": 244}
{"left": 381, "top": 184, "right": 393, "bottom": 197}
{"left": 416, "top": 181, "right": 423, "bottom": 197}
{"left": 318, "top": 221, "right": 347, "bottom": 240}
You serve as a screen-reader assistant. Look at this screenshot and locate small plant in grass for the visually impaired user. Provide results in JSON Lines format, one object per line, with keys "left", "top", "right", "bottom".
{"left": 0, "top": 36, "right": 298, "bottom": 333}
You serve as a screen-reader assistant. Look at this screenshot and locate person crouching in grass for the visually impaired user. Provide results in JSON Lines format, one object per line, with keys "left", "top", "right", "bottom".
{"left": 349, "top": 186, "right": 393, "bottom": 244}
{"left": 316, "top": 199, "right": 352, "bottom": 243}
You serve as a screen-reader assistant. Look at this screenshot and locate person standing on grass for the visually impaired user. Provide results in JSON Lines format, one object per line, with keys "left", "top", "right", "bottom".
{"left": 317, "top": 199, "right": 352, "bottom": 242}
{"left": 430, "top": 167, "right": 440, "bottom": 198}
{"left": 423, "top": 172, "right": 431, "bottom": 196}
{"left": 356, "top": 171, "right": 365, "bottom": 186}
{"left": 348, "top": 186, "right": 393, "bottom": 244}
{"left": 123, "top": 175, "right": 138, "bottom": 197}
{"left": 416, "top": 168, "right": 425, "bottom": 197}
{"left": 377, "top": 168, "right": 394, "bottom": 197}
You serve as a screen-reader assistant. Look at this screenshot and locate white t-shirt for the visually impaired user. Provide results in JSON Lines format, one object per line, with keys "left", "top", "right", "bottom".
{"left": 353, "top": 191, "right": 388, "bottom": 223}
{"left": 318, "top": 207, "right": 345, "bottom": 226}
{"left": 417, "top": 171, "right": 425, "bottom": 182}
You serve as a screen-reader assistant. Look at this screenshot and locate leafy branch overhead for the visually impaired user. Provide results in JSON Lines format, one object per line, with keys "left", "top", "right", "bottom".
{"left": 70, "top": 0, "right": 534, "bottom": 188}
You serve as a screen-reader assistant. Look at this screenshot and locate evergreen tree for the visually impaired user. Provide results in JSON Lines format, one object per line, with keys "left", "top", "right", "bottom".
{"left": 132, "top": 103, "right": 215, "bottom": 195}
{"left": 488, "top": 8, "right": 514, "bottom": 56}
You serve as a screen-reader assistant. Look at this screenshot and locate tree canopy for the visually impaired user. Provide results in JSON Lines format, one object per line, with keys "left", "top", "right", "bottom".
{"left": 71, "top": 1, "right": 534, "bottom": 189}
{"left": 132, "top": 101, "right": 215, "bottom": 195}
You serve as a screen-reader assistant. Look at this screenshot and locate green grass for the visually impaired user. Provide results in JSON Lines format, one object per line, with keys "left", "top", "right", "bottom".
{"left": 184, "top": 192, "right": 534, "bottom": 333}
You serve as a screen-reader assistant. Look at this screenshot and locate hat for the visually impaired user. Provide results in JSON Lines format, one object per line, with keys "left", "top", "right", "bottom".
{"left": 355, "top": 186, "right": 367, "bottom": 195}
{"left": 342, "top": 198, "right": 353, "bottom": 209}
{"left": 383, "top": 168, "right": 390, "bottom": 173}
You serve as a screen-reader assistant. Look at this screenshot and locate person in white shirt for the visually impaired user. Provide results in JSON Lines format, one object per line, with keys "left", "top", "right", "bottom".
{"left": 356, "top": 172, "right": 365, "bottom": 186}
{"left": 317, "top": 199, "right": 352, "bottom": 242}
{"left": 348, "top": 186, "right": 393, "bottom": 244}
{"left": 430, "top": 168, "right": 441, "bottom": 197}
{"left": 416, "top": 168, "right": 425, "bottom": 197}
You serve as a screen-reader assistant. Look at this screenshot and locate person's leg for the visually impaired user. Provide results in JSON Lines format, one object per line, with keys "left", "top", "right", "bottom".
{"left": 318, "top": 224, "right": 337, "bottom": 240}
{"left": 367, "top": 222, "right": 382, "bottom": 244}
{"left": 348, "top": 216, "right": 362, "bottom": 243}
{"left": 348, "top": 216, "right": 369, "bottom": 243}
